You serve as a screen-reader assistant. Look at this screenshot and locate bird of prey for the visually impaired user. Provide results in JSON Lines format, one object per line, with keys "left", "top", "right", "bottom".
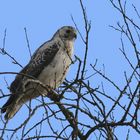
{"left": 1, "top": 26, "right": 77, "bottom": 120}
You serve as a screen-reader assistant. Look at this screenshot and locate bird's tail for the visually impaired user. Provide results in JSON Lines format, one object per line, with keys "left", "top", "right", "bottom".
{"left": 1, "top": 94, "right": 22, "bottom": 120}
{"left": 3, "top": 104, "right": 22, "bottom": 120}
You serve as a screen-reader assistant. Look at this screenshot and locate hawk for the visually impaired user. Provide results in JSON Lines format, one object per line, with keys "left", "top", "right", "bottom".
{"left": 1, "top": 26, "right": 77, "bottom": 120}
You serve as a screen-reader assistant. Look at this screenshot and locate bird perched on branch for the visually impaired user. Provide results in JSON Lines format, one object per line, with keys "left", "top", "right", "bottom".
{"left": 1, "top": 26, "right": 77, "bottom": 120}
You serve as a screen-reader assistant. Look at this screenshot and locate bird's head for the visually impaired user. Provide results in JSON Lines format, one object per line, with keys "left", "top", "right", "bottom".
{"left": 53, "top": 26, "right": 77, "bottom": 41}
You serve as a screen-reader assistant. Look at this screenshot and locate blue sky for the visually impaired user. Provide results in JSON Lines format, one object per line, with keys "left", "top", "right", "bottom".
{"left": 0, "top": 0, "right": 140, "bottom": 139}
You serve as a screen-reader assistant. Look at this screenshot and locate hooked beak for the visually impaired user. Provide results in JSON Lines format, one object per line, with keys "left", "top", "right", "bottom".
{"left": 73, "top": 31, "right": 77, "bottom": 39}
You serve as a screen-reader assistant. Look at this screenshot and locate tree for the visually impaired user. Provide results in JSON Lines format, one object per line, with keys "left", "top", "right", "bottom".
{"left": 0, "top": 0, "right": 140, "bottom": 139}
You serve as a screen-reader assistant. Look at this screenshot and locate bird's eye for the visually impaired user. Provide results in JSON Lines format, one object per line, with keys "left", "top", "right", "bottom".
{"left": 66, "top": 29, "right": 71, "bottom": 34}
